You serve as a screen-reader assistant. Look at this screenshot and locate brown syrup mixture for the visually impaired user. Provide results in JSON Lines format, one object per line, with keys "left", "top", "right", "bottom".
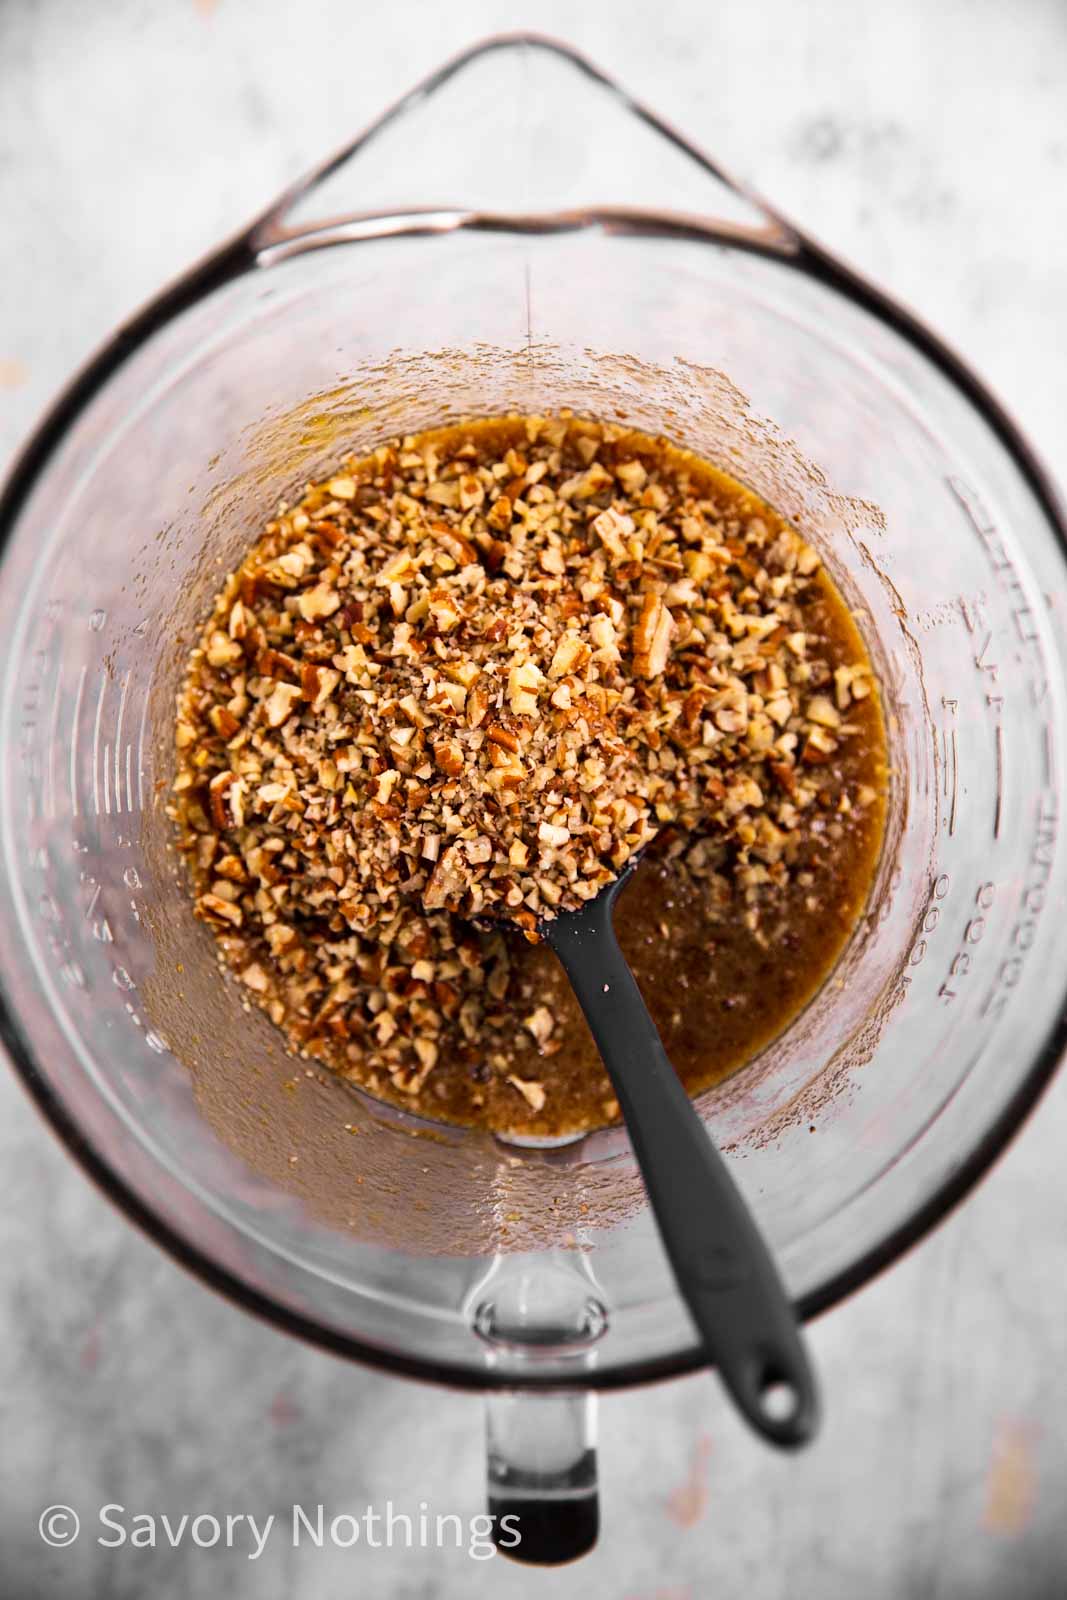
{"left": 173, "top": 417, "right": 887, "bottom": 1139}
{"left": 504, "top": 579, "right": 886, "bottom": 1136}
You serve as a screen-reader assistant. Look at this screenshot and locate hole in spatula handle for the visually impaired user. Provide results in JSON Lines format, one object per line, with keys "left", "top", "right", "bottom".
{"left": 760, "top": 1375, "right": 801, "bottom": 1425}
{"left": 746, "top": 1360, "right": 818, "bottom": 1447}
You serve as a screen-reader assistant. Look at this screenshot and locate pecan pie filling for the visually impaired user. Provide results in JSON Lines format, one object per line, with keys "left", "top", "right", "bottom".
{"left": 170, "top": 414, "right": 887, "bottom": 1137}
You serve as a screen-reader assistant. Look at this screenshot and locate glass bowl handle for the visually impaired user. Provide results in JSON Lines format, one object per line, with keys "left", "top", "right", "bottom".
{"left": 486, "top": 1390, "right": 598, "bottom": 1564}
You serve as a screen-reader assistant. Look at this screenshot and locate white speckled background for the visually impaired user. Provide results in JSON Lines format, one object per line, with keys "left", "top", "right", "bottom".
{"left": 2, "top": 1, "right": 1066, "bottom": 1595}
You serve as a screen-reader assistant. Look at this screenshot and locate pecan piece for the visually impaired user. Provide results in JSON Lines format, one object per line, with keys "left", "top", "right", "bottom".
{"left": 632, "top": 594, "right": 675, "bottom": 679}
{"left": 423, "top": 844, "right": 470, "bottom": 910}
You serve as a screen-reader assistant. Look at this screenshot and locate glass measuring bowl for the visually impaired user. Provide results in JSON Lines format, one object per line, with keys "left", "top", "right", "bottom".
{"left": 2, "top": 34, "right": 1066, "bottom": 1562}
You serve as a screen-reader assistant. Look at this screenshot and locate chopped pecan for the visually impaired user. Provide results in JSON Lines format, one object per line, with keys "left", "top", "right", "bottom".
{"left": 208, "top": 771, "right": 235, "bottom": 829}
{"left": 172, "top": 410, "right": 880, "bottom": 1139}
{"left": 423, "top": 844, "right": 470, "bottom": 910}
{"left": 632, "top": 593, "right": 675, "bottom": 679}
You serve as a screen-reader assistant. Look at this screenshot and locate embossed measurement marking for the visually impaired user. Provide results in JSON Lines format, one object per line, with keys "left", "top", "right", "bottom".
{"left": 982, "top": 791, "right": 1059, "bottom": 1021}
{"left": 91, "top": 675, "right": 106, "bottom": 817}
{"left": 956, "top": 594, "right": 1003, "bottom": 706}
{"left": 956, "top": 594, "right": 1004, "bottom": 839}
{"left": 45, "top": 655, "right": 62, "bottom": 823}
{"left": 135, "top": 681, "right": 149, "bottom": 812}
{"left": 938, "top": 881, "right": 995, "bottom": 1003}
{"left": 947, "top": 476, "right": 1051, "bottom": 709}
{"left": 24, "top": 600, "right": 150, "bottom": 824}
{"left": 940, "top": 696, "right": 959, "bottom": 837}
{"left": 901, "top": 872, "right": 951, "bottom": 988}
{"left": 80, "top": 869, "right": 112, "bottom": 944}
{"left": 113, "top": 670, "right": 131, "bottom": 813}
{"left": 68, "top": 665, "right": 86, "bottom": 818}
{"left": 993, "top": 724, "right": 1004, "bottom": 841}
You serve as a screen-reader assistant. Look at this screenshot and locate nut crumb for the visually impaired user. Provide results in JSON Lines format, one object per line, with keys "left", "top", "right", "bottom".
{"left": 507, "top": 1075, "right": 547, "bottom": 1112}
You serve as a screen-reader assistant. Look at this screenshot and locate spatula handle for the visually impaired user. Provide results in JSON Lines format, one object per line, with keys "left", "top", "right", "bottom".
{"left": 547, "top": 900, "right": 819, "bottom": 1448}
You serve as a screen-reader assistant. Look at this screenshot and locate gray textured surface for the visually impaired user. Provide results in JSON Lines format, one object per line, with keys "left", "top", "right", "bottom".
{"left": 2, "top": 1, "right": 1066, "bottom": 1595}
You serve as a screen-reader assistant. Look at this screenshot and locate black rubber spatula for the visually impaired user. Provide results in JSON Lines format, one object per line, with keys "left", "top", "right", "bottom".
{"left": 541, "top": 858, "right": 819, "bottom": 1447}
